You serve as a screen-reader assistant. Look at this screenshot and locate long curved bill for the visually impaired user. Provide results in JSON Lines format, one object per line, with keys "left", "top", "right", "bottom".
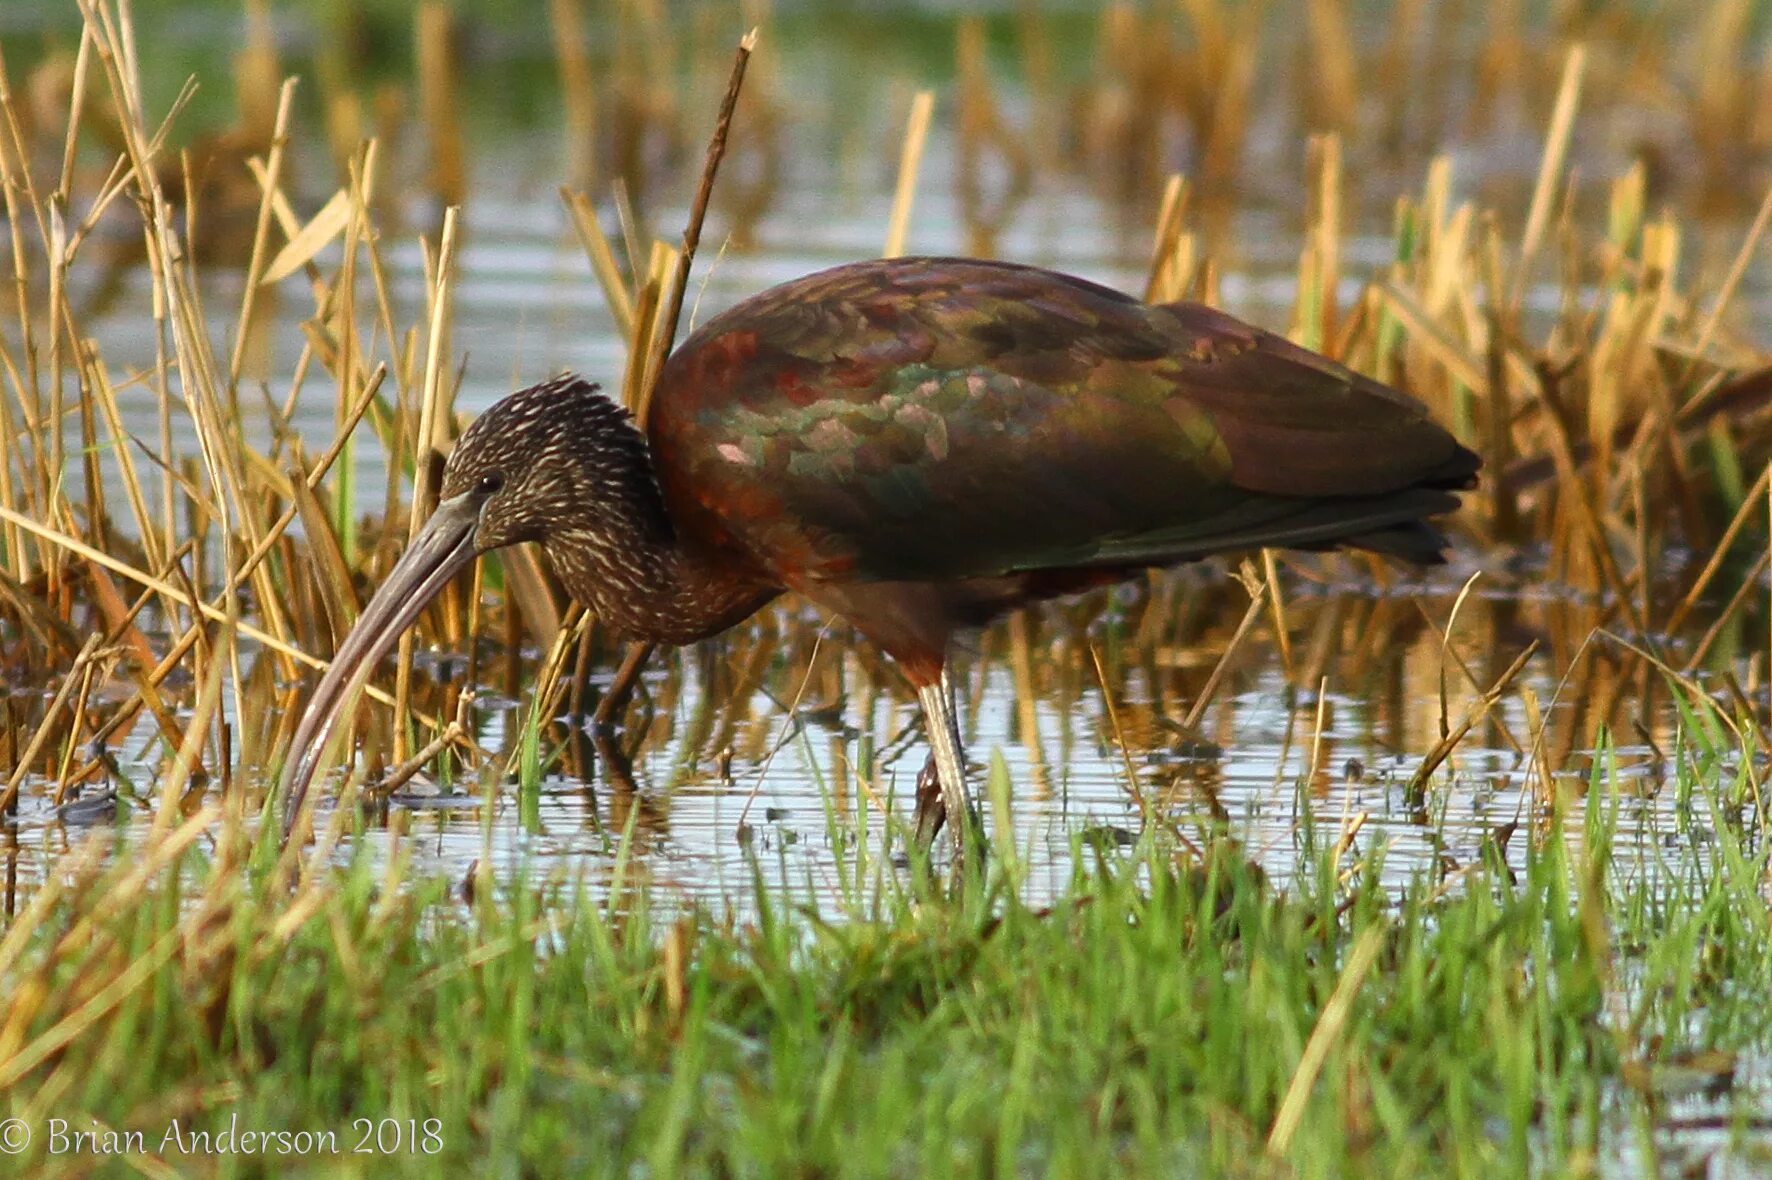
{"left": 279, "top": 495, "right": 481, "bottom": 839}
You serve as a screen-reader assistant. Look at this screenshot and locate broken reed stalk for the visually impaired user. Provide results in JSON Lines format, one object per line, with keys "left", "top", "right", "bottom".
{"left": 563, "top": 187, "right": 636, "bottom": 338}
{"left": 641, "top": 28, "right": 757, "bottom": 426}
{"left": 1145, "top": 174, "right": 1190, "bottom": 302}
{"left": 152, "top": 623, "right": 230, "bottom": 834}
{"left": 1261, "top": 548, "right": 1293, "bottom": 680}
{"left": 953, "top": 16, "right": 1031, "bottom": 256}
{"left": 227, "top": 78, "right": 298, "bottom": 388}
{"left": 1663, "top": 461, "right": 1772, "bottom": 637}
{"left": 396, "top": 206, "right": 462, "bottom": 761}
{"left": 1685, "top": 547, "right": 1771, "bottom": 673}
{"left": 1302, "top": 0, "right": 1356, "bottom": 134}
{"left": 1679, "top": 183, "right": 1772, "bottom": 411}
{"left": 1087, "top": 644, "right": 1153, "bottom": 824}
{"left": 417, "top": 0, "right": 464, "bottom": 206}
{"left": 1183, "top": 564, "right": 1269, "bottom": 733}
{"left": 883, "top": 90, "right": 934, "bottom": 259}
{"left": 549, "top": 0, "right": 598, "bottom": 194}
{"left": 1005, "top": 610, "right": 1049, "bottom": 793}
{"left": 1509, "top": 43, "right": 1584, "bottom": 312}
{"left": 1406, "top": 641, "right": 1538, "bottom": 802}
{"left": 603, "top": 238, "right": 679, "bottom": 424}
{"left": 1266, "top": 921, "right": 1387, "bottom": 1156}
{"left": 1437, "top": 572, "right": 1484, "bottom": 741}
{"left": 0, "top": 635, "right": 101, "bottom": 814}
{"left": 499, "top": 613, "right": 588, "bottom": 784}
{"left": 380, "top": 691, "right": 473, "bottom": 796}
{"left": 1304, "top": 675, "right": 1330, "bottom": 787}
{"left": 1312, "top": 133, "right": 1342, "bottom": 351}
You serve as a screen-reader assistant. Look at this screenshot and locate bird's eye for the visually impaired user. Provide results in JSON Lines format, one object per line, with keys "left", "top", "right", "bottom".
{"left": 476, "top": 472, "right": 505, "bottom": 496}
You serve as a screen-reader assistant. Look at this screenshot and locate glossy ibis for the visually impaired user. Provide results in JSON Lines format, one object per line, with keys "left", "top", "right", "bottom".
{"left": 280, "top": 257, "right": 1478, "bottom": 854}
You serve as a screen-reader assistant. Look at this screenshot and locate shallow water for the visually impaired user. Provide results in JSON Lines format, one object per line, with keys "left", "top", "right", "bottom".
{"left": 3, "top": 7, "right": 1768, "bottom": 918}
{"left": 0, "top": 567, "right": 1731, "bottom": 930}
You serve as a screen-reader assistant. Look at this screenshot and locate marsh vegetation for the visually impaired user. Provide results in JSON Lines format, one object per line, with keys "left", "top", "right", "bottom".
{"left": 2, "top": 0, "right": 1772, "bottom": 1173}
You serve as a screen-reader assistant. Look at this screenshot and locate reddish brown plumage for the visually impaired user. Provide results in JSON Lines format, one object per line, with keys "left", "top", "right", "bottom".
{"left": 641, "top": 256, "right": 1476, "bottom": 680}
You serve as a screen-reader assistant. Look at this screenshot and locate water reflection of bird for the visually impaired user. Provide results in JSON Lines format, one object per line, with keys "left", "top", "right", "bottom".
{"left": 279, "top": 257, "right": 1478, "bottom": 859}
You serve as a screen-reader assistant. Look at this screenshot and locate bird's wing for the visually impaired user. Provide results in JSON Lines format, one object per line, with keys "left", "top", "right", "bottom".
{"left": 647, "top": 257, "right": 1474, "bottom": 584}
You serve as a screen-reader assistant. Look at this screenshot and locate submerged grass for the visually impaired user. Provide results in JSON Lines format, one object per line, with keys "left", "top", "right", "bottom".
{"left": 2, "top": 699, "right": 1770, "bottom": 1175}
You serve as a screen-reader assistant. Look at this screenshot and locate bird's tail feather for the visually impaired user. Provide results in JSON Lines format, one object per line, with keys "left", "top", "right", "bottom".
{"left": 1072, "top": 486, "right": 1463, "bottom": 570}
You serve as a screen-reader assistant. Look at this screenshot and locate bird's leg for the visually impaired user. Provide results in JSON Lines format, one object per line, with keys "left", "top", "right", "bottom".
{"left": 593, "top": 640, "right": 656, "bottom": 730}
{"left": 915, "top": 667, "right": 977, "bottom": 860}
{"left": 566, "top": 617, "right": 597, "bottom": 721}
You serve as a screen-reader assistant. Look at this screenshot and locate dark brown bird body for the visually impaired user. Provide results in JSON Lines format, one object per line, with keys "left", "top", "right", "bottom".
{"left": 644, "top": 256, "right": 1474, "bottom": 679}
{"left": 279, "top": 257, "right": 1478, "bottom": 850}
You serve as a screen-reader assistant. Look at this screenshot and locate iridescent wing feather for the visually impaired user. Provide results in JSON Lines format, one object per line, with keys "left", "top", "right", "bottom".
{"left": 647, "top": 257, "right": 1476, "bottom": 586}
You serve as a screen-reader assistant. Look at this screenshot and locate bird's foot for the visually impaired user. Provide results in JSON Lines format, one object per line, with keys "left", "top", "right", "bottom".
{"left": 910, "top": 670, "right": 985, "bottom": 885}
{"left": 913, "top": 752, "right": 947, "bottom": 848}
{"left": 910, "top": 752, "right": 985, "bottom": 887}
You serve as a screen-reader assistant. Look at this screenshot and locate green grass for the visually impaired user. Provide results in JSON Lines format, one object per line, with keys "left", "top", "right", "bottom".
{"left": 4, "top": 699, "right": 1771, "bottom": 1177}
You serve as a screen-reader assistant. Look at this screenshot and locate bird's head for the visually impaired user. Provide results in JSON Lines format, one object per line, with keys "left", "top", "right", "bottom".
{"left": 439, "top": 375, "right": 655, "bottom": 553}
{"left": 278, "top": 375, "right": 646, "bottom": 836}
